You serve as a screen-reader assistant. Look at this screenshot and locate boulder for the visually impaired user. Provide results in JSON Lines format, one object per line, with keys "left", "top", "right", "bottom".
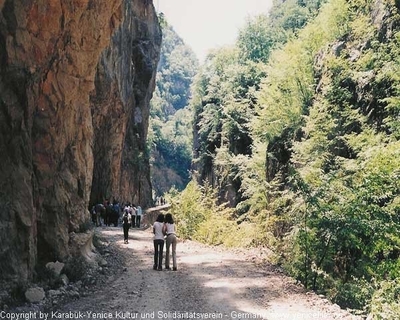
{"left": 46, "top": 261, "right": 65, "bottom": 276}
{"left": 25, "top": 287, "right": 45, "bottom": 303}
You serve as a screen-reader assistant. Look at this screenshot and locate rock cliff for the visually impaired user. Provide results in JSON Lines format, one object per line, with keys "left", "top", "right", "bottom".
{"left": 90, "top": 0, "right": 160, "bottom": 208}
{"left": 0, "top": 0, "right": 161, "bottom": 284}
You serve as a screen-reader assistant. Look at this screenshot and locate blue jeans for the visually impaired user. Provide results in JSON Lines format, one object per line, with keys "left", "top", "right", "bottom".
{"left": 136, "top": 215, "right": 141, "bottom": 228}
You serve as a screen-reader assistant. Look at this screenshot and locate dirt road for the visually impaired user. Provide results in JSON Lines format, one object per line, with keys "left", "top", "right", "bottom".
{"left": 49, "top": 227, "right": 362, "bottom": 320}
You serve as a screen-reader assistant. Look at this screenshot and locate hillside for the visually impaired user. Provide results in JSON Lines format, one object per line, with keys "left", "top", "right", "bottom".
{"left": 149, "top": 16, "right": 198, "bottom": 196}
{"left": 182, "top": 0, "right": 400, "bottom": 315}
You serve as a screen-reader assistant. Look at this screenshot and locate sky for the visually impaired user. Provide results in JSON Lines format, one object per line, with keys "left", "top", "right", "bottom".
{"left": 156, "top": 0, "right": 273, "bottom": 63}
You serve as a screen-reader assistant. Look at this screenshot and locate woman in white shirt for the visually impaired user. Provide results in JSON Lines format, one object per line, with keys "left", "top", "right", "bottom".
{"left": 153, "top": 213, "right": 165, "bottom": 270}
{"left": 163, "top": 213, "right": 177, "bottom": 271}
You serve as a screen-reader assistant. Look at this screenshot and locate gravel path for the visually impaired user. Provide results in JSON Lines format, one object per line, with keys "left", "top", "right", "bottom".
{"left": 48, "top": 227, "right": 362, "bottom": 320}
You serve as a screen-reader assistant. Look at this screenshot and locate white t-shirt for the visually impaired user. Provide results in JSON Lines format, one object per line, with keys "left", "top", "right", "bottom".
{"left": 122, "top": 212, "right": 131, "bottom": 225}
{"left": 165, "top": 223, "right": 176, "bottom": 235}
{"left": 153, "top": 221, "right": 164, "bottom": 240}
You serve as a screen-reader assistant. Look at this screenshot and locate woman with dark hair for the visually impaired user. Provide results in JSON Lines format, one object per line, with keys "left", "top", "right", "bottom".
{"left": 122, "top": 208, "right": 132, "bottom": 244}
{"left": 153, "top": 213, "right": 165, "bottom": 271}
{"left": 164, "top": 213, "right": 177, "bottom": 271}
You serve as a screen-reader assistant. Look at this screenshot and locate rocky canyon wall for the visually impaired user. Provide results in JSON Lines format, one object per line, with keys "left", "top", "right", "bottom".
{"left": 0, "top": 0, "right": 161, "bottom": 283}
{"left": 90, "top": 0, "right": 161, "bottom": 208}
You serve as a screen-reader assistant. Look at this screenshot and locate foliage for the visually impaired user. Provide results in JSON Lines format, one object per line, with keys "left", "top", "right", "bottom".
{"left": 151, "top": 19, "right": 198, "bottom": 119}
{"left": 167, "top": 181, "right": 208, "bottom": 239}
{"left": 149, "top": 17, "right": 199, "bottom": 194}
{"left": 166, "top": 182, "right": 199, "bottom": 237}
{"left": 253, "top": 0, "right": 350, "bottom": 143}
{"left": 167, "top": 180, "right": 258, "bottom": 246}
{"left": 262, "top": 0, "right": 400, "bottom": 311}
{"left": 369, "top": 279, "right": 400, "bottom": 319}
{"left": 191, "top": 44, "right": 267, "bottom": 204}
{"left": 150, "top": 108, "right": 193, "bottom": 179}
{"left": 237, "top": 14, "right": 277, "bottom": 63}
{"left": 269, "top": 0, "right": 326, "bottom": 35}
{"left": 191, "top": 0, "right": 327, "bottom": 207}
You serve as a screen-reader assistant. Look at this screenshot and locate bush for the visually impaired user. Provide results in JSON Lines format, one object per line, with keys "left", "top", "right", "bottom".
{"left": 168, "top": 180, "right": 264, "bottom": 249}
{"left": 333, "top": 279, "right": 374, "bottom": 311}
{"left": 368, "top": 279, "right": 400, "bottom": 319}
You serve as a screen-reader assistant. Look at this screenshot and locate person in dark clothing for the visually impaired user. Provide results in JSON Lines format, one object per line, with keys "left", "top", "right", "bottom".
{"left": 91, "top": 206, "right": 96, "bottom": 225}
{"left": 112, "top": 201, "right": 121, "bottom": 227}
{"left": 105, "top": 202, "right": 113, "bottom": 226}
{"left": 95, "top": 203, "right": 105, "bottom": 226}
{"left": 122, "top": 210, "right": 131, "bottom": 244}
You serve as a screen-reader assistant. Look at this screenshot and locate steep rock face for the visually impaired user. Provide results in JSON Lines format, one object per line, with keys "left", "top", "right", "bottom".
{"left": 90, "top": 0, "right": 161, "bottom": 208}
{"left": 0, "top": 0, "right": 160, "bottom": 283}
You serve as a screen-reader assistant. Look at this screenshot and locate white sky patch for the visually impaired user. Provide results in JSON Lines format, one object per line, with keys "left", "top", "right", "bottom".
{"left": 156, "top": 0, "right": 273, "bottom": 63}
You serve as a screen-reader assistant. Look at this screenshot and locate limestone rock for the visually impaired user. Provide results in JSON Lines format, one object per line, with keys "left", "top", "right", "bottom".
{"left": 46, "top": 261, "right": 65, "bottom": 276}
{"left": 25, "top": 287, "right": 45, "bottom": 303}
{"left": 48, "top": 289, "right": 62, "bottom": 298}
{"left": 90, "top": 0, "right": 161, "bottom": 207}
{"left": 60, "top": 274, "right": 69, "bottom": 286}
{"left": 98, "top": 258, "right": 108, "bottom": 267}
{"left": 69, "top": 230, "right": 95, "bottom": 260}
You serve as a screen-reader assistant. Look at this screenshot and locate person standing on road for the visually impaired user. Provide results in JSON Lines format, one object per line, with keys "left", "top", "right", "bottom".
{"left": 164, "top": 213, "right": 178, "bottom": 271}
{"left": 122, "top": 209, "right": 132, "bottom": 244}
{"left": 153, "top": 213, "right": 165, "bottom": 271}
{"left": 131, "top": 204, "right": 137, "bottom": 228}
{"left": 136, "top": 205, "right": 143, "bottom": 228}
{"left": 105, "top": 201, "right": 113, "bottom": 226}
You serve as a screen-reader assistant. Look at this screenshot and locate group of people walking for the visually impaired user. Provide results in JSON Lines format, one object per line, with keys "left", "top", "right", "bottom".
{"left": 93, "top": 199, "right": 178, "bottom": 270}
{"left": 91, "top": 200, "right": 142, "bottom": 229}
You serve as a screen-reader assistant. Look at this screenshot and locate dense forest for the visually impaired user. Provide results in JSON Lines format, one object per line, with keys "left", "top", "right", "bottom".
{"left": 149, "top": 15, "right": 198, "bottom": 196}
{"left": 156, "top": 0, "right": 400, "bottom": 316}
